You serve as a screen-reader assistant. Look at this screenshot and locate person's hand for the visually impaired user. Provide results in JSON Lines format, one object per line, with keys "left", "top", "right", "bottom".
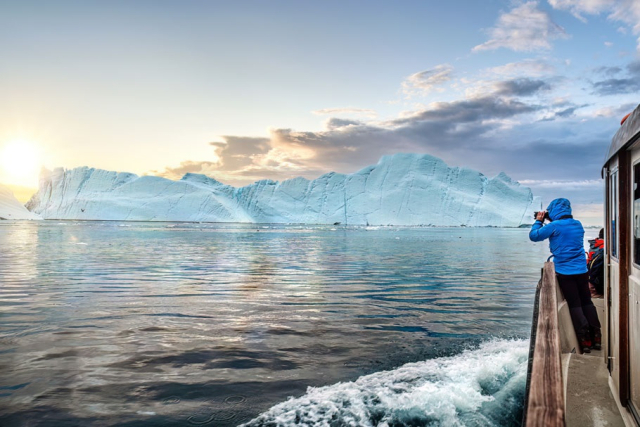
{"left": 536, "top": 211, "right": 546, "bottom": 222}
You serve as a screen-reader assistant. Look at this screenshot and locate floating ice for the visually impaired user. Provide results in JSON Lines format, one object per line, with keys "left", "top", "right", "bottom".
{"left": 0, "top": 184, "right": 41, "bottom": 220}
{"left": 241, "top": 339, "right": 529, "bottom": 427}
{"left": 26, "top": 154, "right": 539, "bottom": 226}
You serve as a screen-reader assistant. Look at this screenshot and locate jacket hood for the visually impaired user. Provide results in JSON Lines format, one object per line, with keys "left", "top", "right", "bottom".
{"left": 547, "top": 198, "right": 572, "bottom": 221}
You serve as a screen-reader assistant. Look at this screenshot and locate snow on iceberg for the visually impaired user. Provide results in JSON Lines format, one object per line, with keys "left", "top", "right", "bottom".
{"left": 0, "top": 184, "right": 41, "bottom": 220}
{"left": 26, "top": 153, "right": 540, "bottom": 226}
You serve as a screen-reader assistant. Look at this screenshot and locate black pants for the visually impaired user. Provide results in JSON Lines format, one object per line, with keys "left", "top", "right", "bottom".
{"left": 556, "top": 272, "right": 601, "bottom": 341}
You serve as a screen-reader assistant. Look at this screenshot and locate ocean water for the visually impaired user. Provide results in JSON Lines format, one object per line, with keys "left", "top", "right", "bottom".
{"left": 0, "top": 221, "right": 558, "bottom": 426}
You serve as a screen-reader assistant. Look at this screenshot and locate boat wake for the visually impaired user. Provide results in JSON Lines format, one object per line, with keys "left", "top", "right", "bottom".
{"left": 241, "top": 339, "right": 529, "bottom": 427}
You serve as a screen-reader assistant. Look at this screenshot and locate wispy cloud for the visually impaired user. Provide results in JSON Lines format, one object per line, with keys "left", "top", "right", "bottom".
{"left": 485, "top": 59, "right": 557, "bottom": 77}
{"left": 539, "top": 103, "right": 589, "bottom": 121}
{"left": 473, "top": 2, "right": 568, "bottom": 52}
{"left": 547, "top": 0, "right": 612, "bottom": 21}
{"left": 401, "top": 64, "right": 454, "bottom": 97}
{"left": 548, "top": 0, "right": 640, "bottom": 50}
{"left": 587, "top": 103, "right": 637, "bottom": 118}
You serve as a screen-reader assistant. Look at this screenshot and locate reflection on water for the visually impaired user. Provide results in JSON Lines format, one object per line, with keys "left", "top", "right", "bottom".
{"left": 0, "top": 221, "right": 550, "bottom": 426}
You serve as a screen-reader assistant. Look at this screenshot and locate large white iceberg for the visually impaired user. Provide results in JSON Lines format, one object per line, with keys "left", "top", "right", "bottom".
{"left": 0, "top": 184, "right": 41, "bottom": 220}
{"left": 26, "top": 153, "right": 540, "bottom": 227}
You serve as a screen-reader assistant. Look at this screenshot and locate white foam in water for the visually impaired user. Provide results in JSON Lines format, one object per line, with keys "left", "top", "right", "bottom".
{"left": 242, "top": 339, "right": 529, "bottom": 427}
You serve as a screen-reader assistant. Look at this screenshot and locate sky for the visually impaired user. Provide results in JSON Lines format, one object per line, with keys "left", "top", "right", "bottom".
{"left": 1, "top": 0, "right": 640, "bottom": 225}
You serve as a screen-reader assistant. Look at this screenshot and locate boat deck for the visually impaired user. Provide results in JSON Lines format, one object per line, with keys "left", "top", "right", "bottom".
{"left": 565, "top": 350, "right": 625, "bottom": 426}
{"left": 565, "top": 297, "right": 626, "bottom": 426}
{"left": 525, "top": 263, "right": 637, "bottom": 426}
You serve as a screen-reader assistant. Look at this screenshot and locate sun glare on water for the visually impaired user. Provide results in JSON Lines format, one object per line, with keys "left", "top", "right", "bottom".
{"left": 0, "top": 140, "right": 41, "bottom": 187}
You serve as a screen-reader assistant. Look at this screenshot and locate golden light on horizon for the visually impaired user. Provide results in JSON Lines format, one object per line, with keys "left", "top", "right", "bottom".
{"left": 0, "top": 140, "right": 41, "bottom": 187}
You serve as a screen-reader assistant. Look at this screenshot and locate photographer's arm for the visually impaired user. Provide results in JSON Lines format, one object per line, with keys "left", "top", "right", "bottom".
{"left": 529, "top": 219, "right": 555, "bottom": 242}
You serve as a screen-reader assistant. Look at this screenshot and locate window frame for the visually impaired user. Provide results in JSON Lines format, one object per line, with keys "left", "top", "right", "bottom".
{"left": 611, "top": 168, "right": 619, "bottom": 260}
{"left": 633, "top": 161, "right": 640, "bottom": 268}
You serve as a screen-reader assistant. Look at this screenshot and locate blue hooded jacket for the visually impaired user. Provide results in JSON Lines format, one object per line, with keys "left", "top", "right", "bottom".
{"left": 529, "top": 198, "right": 587, "bottom": 275}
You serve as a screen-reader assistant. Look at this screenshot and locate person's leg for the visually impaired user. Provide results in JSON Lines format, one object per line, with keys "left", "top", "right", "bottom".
{"left": 576, "top": 272, "right": 601, "bottom": 329}
{"left": 576, "top": 272, "right": 602, "bottom": 349}
{"left": 556, "top": 273, "right": 590, "bottom": 347}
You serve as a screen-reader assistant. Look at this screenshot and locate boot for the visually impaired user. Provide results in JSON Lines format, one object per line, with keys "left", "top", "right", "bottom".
{"left": 592, "top": 330, "right": 602, "bottom": 351}
{"left": 580, "top": 338, "right": 592, "bottom": 353}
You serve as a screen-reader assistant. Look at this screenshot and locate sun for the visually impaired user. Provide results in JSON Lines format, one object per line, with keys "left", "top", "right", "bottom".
{"left": 0, "top": 140, "right": 41, "bottom": 187}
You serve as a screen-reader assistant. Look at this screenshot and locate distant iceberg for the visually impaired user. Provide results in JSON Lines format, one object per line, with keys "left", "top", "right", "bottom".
{"left": 26, "top": 153, "right": 540, "bottom": 227}
{"left": 0, "top": 184, "right": 41, "bottom": 220}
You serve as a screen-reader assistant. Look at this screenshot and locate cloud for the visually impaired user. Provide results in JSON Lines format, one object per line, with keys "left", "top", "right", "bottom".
{"left": 548, "top": 0, "right": 640, "bottom": 49}
{"left": 539, "top": 103, "right": 589, "bottom": 121}
{"left": 591, "top": 60, "right": 640, "bottom": 95}
{"left": 547, "top": 0, "right": 611, "bottom": 20}
{"left": 150, "top": 59, "right": 616, "bottom": 218}
{"left": 263, "top": 117, "right": 610, "bottom": 210}
{"left": 473, "top": 2, "right": 569, "bottom": 52}
{"left": 154, "top": 160, "right": 220, "bottom": 181}
{"left": 628, "top": 60, "right": 640, "bottom": 74}
{"left": 324, "top": 118, "right": 364, "bottom": 130}
{"left": 389, "top": 96, "right": 540, "bottom": 127}
{"left": 246, "top": 94, "right": 543, "bottom": 177}
{"left": 153, "top": 136, "right": 272, "bottom": 184}
{"left": 494, "top": 78, "right": 552, "bottom": 96}
{"left": 592, "top": 78, "right": 640, "bottom": 95}
{"left": 401, "top": 64, "right": 454, "bottom": 97}
{"left": 155, "top": 89, "right": 545, "bottom": 188}
{"left": 485, "top": 59, "right": 557, "bottom": 77}
{"left": 151, "top": 108, "right": 613, "bottom": 216}
{"left": 588, "top": 103, "right": 637, "bottom": 118}
{"left": 593, "top": 65, "right": 622, "bottom": 76}
{"left": 458, "top": 74, "right": 558, "bottom": 100}
{"left": 312, "top": 107, "right": 377, "bottom": 118}
{"left": 210, "top": 136, "right": 271, "bottom": 171}
{"left": 554, "top": 106, "right": 581, "bottom": 117}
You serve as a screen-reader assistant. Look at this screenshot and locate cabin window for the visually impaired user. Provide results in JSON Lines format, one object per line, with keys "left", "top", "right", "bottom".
{"left": 611, "top": 171, "right": 618, "bottom": 258}
{"left": 635, "top": 163, "right": 640, "bottom": 264}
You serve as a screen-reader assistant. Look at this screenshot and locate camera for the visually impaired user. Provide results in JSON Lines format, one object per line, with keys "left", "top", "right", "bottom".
{"left": 533, "top": 211, "right": 550, "bottom": 221}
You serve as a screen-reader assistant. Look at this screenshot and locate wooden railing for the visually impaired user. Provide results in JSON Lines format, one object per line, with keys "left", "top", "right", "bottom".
{"left": 524, "top": 261, "right": 565, "bottom": 426}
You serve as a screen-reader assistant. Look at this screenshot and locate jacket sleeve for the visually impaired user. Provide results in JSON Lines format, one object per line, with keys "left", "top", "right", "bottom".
{"left": 529, "top": 221, "right": 556, "bottom": 242}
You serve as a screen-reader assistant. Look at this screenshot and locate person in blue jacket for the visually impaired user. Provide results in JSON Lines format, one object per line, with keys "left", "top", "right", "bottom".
{"left": 529, "top": 198, "right": 601, "bottom": 353}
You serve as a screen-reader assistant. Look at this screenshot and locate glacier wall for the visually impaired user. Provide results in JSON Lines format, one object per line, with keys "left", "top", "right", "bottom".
{"left": 0, "top": 184, "right": 41, "bottom": 220}
{"left": 26, "top": 153, "right": 540, "bottom": 227}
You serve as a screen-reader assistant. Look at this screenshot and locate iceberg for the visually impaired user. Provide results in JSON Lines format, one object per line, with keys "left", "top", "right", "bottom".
{"left": 0, "top": 184, "right": 41, "bottom": 220}
{"left": 26, "top": 153, "right": 540, "bottom": 227}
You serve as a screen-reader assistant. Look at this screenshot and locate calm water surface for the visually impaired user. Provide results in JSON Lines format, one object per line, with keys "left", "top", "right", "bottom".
{"left": 0, "top": 222, "right": 555, "bottom": 426}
